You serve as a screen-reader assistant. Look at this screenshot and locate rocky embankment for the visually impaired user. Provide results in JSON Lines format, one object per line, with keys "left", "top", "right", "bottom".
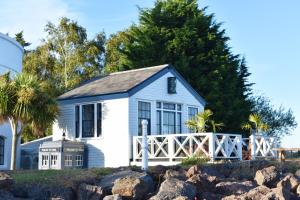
{"left": 1, "top": 160, "right": 300, "bottom": 200}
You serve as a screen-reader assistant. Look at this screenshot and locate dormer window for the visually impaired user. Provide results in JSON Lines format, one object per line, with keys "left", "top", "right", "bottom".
{"left": 168, "top": 77, "right": 177, "bottom": 94}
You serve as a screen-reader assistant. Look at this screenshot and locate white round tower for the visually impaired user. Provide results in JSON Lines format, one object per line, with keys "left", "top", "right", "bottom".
{"left": 0, "top": 32, "right": 23, "bottom": 74}
{"left": 0, "top": 32, "right": 24, "bottom": 170}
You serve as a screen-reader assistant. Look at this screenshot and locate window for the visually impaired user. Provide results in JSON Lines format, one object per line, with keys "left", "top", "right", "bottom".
{"left": 65, "top": 155, "right": 73, "bottom": 166}
{"left": 157, "top": 102, "right": 182, "bottom": 134}
{"left": 138, "top": 101, "right": 151, "bottom": 136}
{"left": 75, "top": 155, "right": 83, "bottom": 166}
{"left": 75, "top": 103, "right": 102, "bottom": 138}
{"left": 82, "top": 104, "right": 95, "bottom": 138}
{"left": 75, "top": 105, "right": 80, "bottom": 138}
{"left": 97, "top": 103, "right": 102, "bottom": 137}
{"left": 50, "top": 155, "right": 58, "bottom": 166}
{"left": 188, "top": 107, "right": 198, "bottom": 132}
{"left": 0, "top": 137, "right": 4, "bottom": 165}
{"left": 42, "top": 155, "right": 49, "bottom": 166}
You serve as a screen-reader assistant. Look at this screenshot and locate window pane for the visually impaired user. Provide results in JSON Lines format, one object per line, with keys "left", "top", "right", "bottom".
{"left": 163, "top": 103, "right": 175, "bottom": 110}
{"left": 138, "top": 101, "right": 151, "bottom": 136}
{"left": 75, "top": 105, "right": 79, "bottom": 138}
{"left": 156, "top": 102, "right": 161, "bottom": 108}
{"left": 0, "top": 137, "right": 4, "bottom": 165}
{"left": 97, "top": 103, "right": 102, "bottom": 137}
{"left": 176, "top": 113, "right": 182, "bottom": 133}
{"left": 177, "top": 104, "right": 182, "bottom": 111}
{"left": 82, "top": 104, "right": 95, "bottom": 137}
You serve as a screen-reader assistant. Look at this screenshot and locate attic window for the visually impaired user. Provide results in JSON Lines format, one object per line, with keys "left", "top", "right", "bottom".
{"left": 168, "top": 77, "right": 177, "bottom": 94}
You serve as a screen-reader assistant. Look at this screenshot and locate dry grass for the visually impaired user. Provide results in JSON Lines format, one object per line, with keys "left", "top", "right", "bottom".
{"left": 9, "top": 168, "right": 112, "bottom": 188}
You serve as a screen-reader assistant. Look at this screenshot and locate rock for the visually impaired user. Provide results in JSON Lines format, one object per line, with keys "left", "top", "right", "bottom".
{"left": 98, "top": 170, "right": 141, "bottom": 194}
{"left": 173, "top": 196, "right": 189, "bottom": 200}
{"left": 0, "top": 189, "right": 15, "bottom": 200}
{"left": 295, "top": 169, "right": 300, "bottom": 178}
{"left": 103, "top": 194, "right": 123, "bottom": 200}
{"left": 263, "top": 186, "right": 291, "bottom": 200}
{"left": 164, "top": 169, "right": 187, "bottom": 181}
{"left": 112, "top": 171, "right": 154, "bottom": 200}
{"left": 223, "top": 185, "right": 272, "bottom": 200}
{"left": 277, "top": 173, "right": 300, "bottom": 192}
{"left": 255, "top": 166, "right": 279, "bottom": 187}
{"left": 148, "top": 165, "right": 167, "bottom": 181}
{"left": 150, "top": 178, "right": 196, "bottom": 200}
{"left": 187, "top": 173, "right": 218, "bottom": 192}
{"left": 186, "top": 165, "right": 199, "bottom": 178}
{"left": 201, "top": 192, "right": 224, "bottom": 200}
{"left": 297, "top": 184, "right": 300, "bottom": 196}
{"left": 0, "top": 172, "right": 14, "bottom": 190}
{"left": 215, "top": 180, "right": 256, "bottom": 195}
{"left": 78, "top": 183, "right": 106, "bottom": 200}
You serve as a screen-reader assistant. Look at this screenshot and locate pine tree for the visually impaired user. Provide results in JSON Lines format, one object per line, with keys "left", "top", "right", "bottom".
{"left": 105, "top": 0, "right": 253, "bottom": 132}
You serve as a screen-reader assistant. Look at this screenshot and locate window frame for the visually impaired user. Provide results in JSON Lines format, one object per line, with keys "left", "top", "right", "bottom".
{"left": 156, "top": 101, "right": 182, "bottom": 134}
{"left": 75, "top": 155, "right": 83, "bottom": 166}
{"left": 0, "top": 137, "right": 4, "bottom": 165}
{"left": 75, "top": 102, "right": 102, "bottom": 139}
{"left": 188, "top": 107, "right": 199, "bottom": 133}
{"left": 64, "top": 155, "right": 73, "bottom": 167}
{"left": 138, "top": 101, "right": 151, "bottom": 136}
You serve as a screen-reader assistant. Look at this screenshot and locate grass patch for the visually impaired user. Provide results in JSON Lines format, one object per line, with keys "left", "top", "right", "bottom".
{"left": 9, "top": 168, "right": 113, "bottom": 187}
{"left": 181, "top": 155, "right": 210, "bottom": 167}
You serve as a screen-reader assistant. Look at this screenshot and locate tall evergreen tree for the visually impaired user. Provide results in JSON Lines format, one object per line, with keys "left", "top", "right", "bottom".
{"left": 105, "top": 0, "right": 253, "bottom": 132}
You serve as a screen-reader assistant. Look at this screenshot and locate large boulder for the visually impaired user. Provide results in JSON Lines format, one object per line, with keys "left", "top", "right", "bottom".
{"left": 111, "top": 171, "right": 154, "bottom": 200}
{"left": 98, "top": 170, "right": 141, "bottom": 194}
{"left": 103, "top": 194, "right": 123, "bottom": 200}
{"left": 255, "top": 166, "right": 279, "bottom": 187}
{"left": 77, "top": 183, "right": 106, "bottom": 200}
{"left": 263, "top": 186, "right": 291, "bottom": 200}
{"left": 222, "top": 185, "right": 271, "bottom": 200}
{"left": 0, "top": 172, "right": 14, "bottom": 191}
{"left": 277, "top": 173, "right": 300, "bottom": 192}
{"left": 148, "top": 165, "right": 167, "bottom": 182}
{"left": 164, "top": 169, "right": 187, "bottom": 181}
{"left": 150, "top": 178, "right": 196, "bottom": 200}
{"left": 215, "top": 180, "right": 256, "bottom": 195}
{"left": 187, "top": 173, "right": 218, "bottom": 193}
{"left": 200, "top": 192, "right": 224, "bottom": 200}
{"left": 295, "top": 169, "right": 300, "bottom": 178}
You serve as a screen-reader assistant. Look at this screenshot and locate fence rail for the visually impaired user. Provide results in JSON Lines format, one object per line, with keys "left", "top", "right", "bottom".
{"left": 132, "top": 132, "right": 257, "bottom": 163}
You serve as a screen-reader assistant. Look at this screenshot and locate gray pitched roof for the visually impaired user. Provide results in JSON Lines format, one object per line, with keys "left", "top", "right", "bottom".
{"left": 58, "top": 64, "right": 169, "bottom": 100}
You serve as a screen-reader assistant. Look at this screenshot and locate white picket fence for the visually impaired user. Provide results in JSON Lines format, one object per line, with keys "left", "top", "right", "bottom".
{"left": 132, "top": 132, "right": 277, "bottom": 165}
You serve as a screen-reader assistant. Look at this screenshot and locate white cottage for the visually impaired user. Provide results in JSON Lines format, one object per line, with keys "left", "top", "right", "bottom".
{"left": 52, "top": 64, "right": 206, "bottom": 168}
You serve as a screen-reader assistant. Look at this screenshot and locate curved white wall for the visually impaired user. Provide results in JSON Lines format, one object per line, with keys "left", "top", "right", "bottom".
{"left": 0, "top": 33, "right": 23, "bottom": 169}
{"left": 0, "top": 32, "right": 23, "bottom": 73}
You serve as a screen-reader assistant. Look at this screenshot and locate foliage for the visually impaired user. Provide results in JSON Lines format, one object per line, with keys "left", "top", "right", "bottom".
{"left": 242, "top": 113, "right": 269, "bottom": 135}
{"left": 185, "top": 109, "right": 224, "bottom": 132}
{"left": 23, "top": 17, "right": 106, "bottom": 95}
{"left": 15, "top": 31, "right": 31, "bottom": 49}
{"left": 105, "top": 0, "right": 253, "bottom": 133}
{"left": 0, "top": 73, "right": 58, "bottom": 169}
{"left": 181, "top": 151, "right": 210, "bottom": 167}
{"left": 251, "top": 96, "right": 297, "bottom": 138}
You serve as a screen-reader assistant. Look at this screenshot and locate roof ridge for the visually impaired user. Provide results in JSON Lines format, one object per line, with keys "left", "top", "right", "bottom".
{"left": 109, "top": 64, "right": 169, "bottom": 75}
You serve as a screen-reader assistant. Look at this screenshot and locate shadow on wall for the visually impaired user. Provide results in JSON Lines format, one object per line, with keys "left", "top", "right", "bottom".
{"left": 57, "top": 101, "right": 109, "bottom": 140}
{"left": 86, "top": 143, "right": 105, "bottom": 168}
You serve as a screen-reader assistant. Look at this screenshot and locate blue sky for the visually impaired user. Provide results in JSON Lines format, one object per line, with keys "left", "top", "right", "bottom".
{"left": 0, "top": 0, "right": 298, "bottom": 147}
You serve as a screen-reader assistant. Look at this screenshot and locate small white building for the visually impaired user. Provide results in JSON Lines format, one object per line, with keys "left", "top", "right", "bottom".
{"left": 51, "top": 64, "right": 206, "bottom": 168}
{"left": 0, "top": 32, "right": 24, "bottom": 170}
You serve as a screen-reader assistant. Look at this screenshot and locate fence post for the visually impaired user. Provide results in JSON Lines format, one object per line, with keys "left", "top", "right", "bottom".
{"left": 168, "top": 135, "right": 174, "bottom": 163}
{"left": 208, "top": 133, "right": 215, "bottom": 162}
{"left": 237, "top": 135, "right": 243, "bottom": 160}
{"left": 141, "top": 120, "right": 148, "bottom": 171}
{"left": 250, "top": 134, "right": 256, "bottom": 160}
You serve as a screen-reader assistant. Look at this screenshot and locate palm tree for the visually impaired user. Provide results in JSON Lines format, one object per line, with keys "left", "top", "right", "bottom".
{"left": 186, "top": 109, "right": 224, "bottom": 132}
{"left": 242, "top": 113, "right": 269, "bottom": 134}
{"left": 0, "top": 73, "right": 58, "bottom": 169}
